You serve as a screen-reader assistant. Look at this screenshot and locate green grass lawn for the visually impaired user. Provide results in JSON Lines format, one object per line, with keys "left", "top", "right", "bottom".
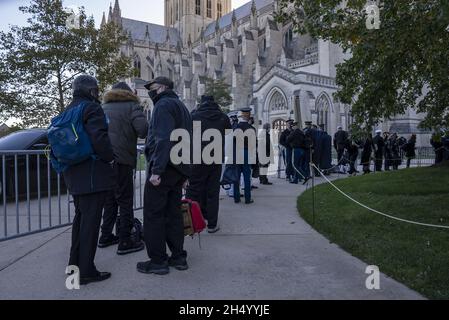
{"left": 298, "top": 164, "right": 449, "bottom": 299}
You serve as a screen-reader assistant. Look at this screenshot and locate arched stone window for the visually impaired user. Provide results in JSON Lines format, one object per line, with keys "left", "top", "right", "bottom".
{"left": 196, "top": 0, "right": 201, "bottom": 15}
{"left": 207, "top": 0, "right": 212, "bottom": 18}
{"left": 269, "top": 91, "right": 288, "bottom": 112}
{"left": 217, "top": 1, "right": 223, "bottom": 18}
{"left": 316, "top": 94, "right": 331, "bottom": 132}
{"left": 134, "top": 55, "right": 141, "bottom": 78}
{"left": 284, "top": 27, "right": 293, "bottom": 47}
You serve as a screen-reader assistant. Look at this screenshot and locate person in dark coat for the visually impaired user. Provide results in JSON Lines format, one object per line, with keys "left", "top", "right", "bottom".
{"left": 403, "top": 134, "right": 417, "bottom": 168}
{"left": 383, "top": 132, "right": 392, "bottom": 171}
{"left": 309, "top": 125, "right": 323, "bottom": 177}
{"left": 319, "top": 124, "right": 333, "bottom": 174}
{"left": 186, "top": 96, "right": 231, "bottom": 234}
{"left": 361, "top": 135, "right": 374, "bottom": 174}
{"left": 137, "top": 77, "right": 192, "bottom": 275}
{"left": 372, "top": 130, "right": 385, "bottom": 172}
{"left": 443, "top": 132, "right": 449, "bottom": 162}
{"left": 99, "top": 82, "right": 148, "bottom": 254}
{"left": 346, "top": 137, "right": 360, "bottom": 175}
{"left": 334, "top": 126, "right": 348, "bottom": 170}
{"left": 387, "top": 133, "right": 401, "bottom": 170}
{"left": 431, "top": 132, "right": 444, "bottom": 164}
{"left": 64, "top": 75, "right": 115, "bottom": 285}
{"left": 279, "top": 119, "right": 294, "bottom": 181}
{"left": 302, "top": 121, "right": 314, "bottom": 180}
{"left": 287, "top": 122, "right": 308, "bottom": 184}
{"left": 258, "top": 123, "right": 274, "bottom": 185}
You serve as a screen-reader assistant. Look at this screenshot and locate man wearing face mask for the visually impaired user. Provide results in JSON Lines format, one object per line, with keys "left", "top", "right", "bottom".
{"left": 63, "top": 75, "right": 116, "bottom": 285}
{"left": 138, "top": 77, "right": 192, "bottom": 275}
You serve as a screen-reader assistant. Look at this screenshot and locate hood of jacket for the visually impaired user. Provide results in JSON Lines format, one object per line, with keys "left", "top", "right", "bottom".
{"left": 192, "top": 100, "right": 224, "bottom": 121}
{"left": 103, "top": 89, "right": 140, "bottom": 104}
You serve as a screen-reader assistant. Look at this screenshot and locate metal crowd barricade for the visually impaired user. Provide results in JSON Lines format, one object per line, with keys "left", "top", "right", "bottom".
{"left": 0, "top": 148, "right": 147, "bottom": 242}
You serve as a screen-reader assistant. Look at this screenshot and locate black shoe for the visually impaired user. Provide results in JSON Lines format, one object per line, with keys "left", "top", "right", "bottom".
{"left": 168, "top": 256, "right": 189, "bottom": 271}
{"left": 137, "top": 261, "right": 169, "bottom": 275}
{"left": 251, "top": 186, "right": 258, "bottom": 190}
{"left": 234, "top": 199, "right": 241, "bottom": 204}
{"left": 117, "top": 239, "right": 145, "bottom": 255}
{"left": 245, "top": 199, "right": 254, "bottom": 204}
{"left": 98, "top": 234, "right": 119, "bottom": 248}
{"left": 80, "top": 272, "right": 111, "bottom": 286}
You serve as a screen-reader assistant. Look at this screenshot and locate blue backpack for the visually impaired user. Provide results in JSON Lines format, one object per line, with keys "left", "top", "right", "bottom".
{"left": 48, "top": 102, "right": 95, "bottom": 174}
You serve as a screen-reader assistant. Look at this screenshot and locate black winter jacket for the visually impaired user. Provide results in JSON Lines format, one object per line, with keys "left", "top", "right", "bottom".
{"left": 279, "top": 129, "right": 292, "bottom": 148}
{"left": 191, "top": 96, "right": 232, "bottom": 164}
{"left": 145, "top": 90, "right": 192, "bottom": 178}
{"left": 287, "top": 129, "right": 307, "bottom": 149}
{"left": 334, "top": 130, "right": 349, "bottom": 150}
{"left": 62, "top": 91, "right": 116, "bottom": 195}
{"left": 102, "top": 89, "right": 148, "bottom": 168}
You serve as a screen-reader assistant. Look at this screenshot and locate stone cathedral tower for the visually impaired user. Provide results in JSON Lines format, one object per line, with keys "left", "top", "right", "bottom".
{"left": 164, "top": 0, "right": 232, "bottom": 45}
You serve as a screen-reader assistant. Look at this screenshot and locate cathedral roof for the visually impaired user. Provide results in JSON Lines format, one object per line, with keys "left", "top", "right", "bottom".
{"left": 121, "top": 18, "right": 181, "bottom": 46}
{"left": 204, "top": 0, "right": 273, "bottom": 38}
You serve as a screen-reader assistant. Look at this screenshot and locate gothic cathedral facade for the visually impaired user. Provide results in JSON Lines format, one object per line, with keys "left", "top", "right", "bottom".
{"left": 103, "top": 0, "right": 428, "bottom": 145}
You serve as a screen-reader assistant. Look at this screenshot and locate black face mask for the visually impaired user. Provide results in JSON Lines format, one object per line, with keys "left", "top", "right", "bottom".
{"left": 148, "top": 89, "right": 158, "bottom": 101}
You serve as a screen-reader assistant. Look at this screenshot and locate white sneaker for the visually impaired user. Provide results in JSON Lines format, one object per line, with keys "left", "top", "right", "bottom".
{"left": 207, "top": 226, "right": 221, "bottom": 234}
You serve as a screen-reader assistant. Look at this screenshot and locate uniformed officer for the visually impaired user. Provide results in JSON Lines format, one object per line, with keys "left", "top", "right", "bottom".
{"left": 233, "top": 108, "right": 255, "bottom": 204}
{"left": 279, "top": 119, "right": 295, "bottom": 182}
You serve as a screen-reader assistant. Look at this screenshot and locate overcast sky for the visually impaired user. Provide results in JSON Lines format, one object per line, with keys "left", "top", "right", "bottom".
{"left": 0, "top": 0, "right": 249, "bottom": 32}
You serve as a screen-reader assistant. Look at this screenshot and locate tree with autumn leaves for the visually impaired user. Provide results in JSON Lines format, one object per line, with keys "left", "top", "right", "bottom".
{"left": 0, "top": 0, "right": 134, "bottom": 127}
{"left": 277, "top": 0, "right": 449, "bottom": 132}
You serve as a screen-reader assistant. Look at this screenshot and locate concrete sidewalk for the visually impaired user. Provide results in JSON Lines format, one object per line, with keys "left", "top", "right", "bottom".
{"left": 0, "top": 175, "right": 423, "bottom": 300}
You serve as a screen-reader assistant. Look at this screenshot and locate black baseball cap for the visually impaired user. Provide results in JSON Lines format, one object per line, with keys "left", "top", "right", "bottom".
{"left": 144, "top": 76, "right": 174, "bottom": 90}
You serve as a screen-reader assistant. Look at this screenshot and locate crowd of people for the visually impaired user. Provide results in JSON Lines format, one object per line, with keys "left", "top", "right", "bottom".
{"left": 278, "top": 123, "right": 449, "bottom": 180}
{"left": 59, "top": 74, "right": 448, "bottom": 286}
{"left": 61, "top": 75, "right": 275, "bottom": 285}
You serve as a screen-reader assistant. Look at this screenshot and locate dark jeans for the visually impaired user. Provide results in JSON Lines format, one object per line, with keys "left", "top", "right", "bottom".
{"left": 143, "top": 166, "right": 186, "bottom": 264}
{"left": 292, "top": 148, "right": 305, "bottom": 183}
{"left": 186, "top": 164, "right": 221, "bottom": 229}
{"left": 259, "top": 164, "right": 270, "bottom": 184}
{"left": 234, "top": 150, "right": 252, "bottom": 203}
{"left": 374, "top": 152, "right": 383, "bottom": 172}
{"left": 348, "top": 154, "right": 358, "bottom": 174}
{"left": 101, "top": 164, "right": 134, "bottom": 241}
{"left": 337, "top": 148, "right": 345, "bottom": 165}
{"left": 285, "top": 147, "right": 293, "bottom": 179}
{"left": 69, "top": 191, "right": 108, "bottom": 278}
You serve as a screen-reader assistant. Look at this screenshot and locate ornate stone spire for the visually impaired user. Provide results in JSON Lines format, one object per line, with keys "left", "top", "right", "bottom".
{"left": 100, "top": 12, "right": 106, "bottom": 28}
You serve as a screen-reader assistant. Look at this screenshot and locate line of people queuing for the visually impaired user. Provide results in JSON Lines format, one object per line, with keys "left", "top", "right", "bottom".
{"left": 62, "top": 75, "right": 273, "bottom": 285}
{"left": 279, "top": 122, "right": 446, "bottom": 180}
{"left": 279, "top": 120, "right": 333, "bottom": 184}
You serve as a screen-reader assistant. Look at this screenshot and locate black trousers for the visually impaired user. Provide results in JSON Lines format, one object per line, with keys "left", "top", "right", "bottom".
{"left": 144, "top": 166, "right": 186, "bottom": 264}
{"left": 69, "top": 191, "right": 108, "bottom": 278}
{"left": 374, "top": 152, "right": 383, "bottom": 172}
{"left": 101, "top": 164, "right": 134, "bottom": 241}
{"left": 186, "top": 164, "right": 221, "bottom": 229}
{"left": 337, "top": 148, "right": 345, "bottom": 165}
{"left": 259, "top": 164, "right": 270, "bottom": 184}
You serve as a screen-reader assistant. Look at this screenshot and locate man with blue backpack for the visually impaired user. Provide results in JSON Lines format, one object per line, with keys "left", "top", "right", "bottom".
{"left": 48, "top": 75, "right": 115, "bottom": 285}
